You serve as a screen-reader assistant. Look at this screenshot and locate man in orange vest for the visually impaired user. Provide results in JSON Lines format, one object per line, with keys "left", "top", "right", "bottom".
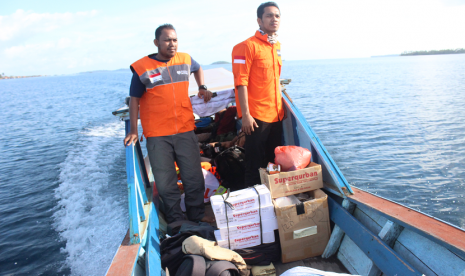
{"left": 232, "top": 2, "right": 284, "bottom": 186}
{"left": 124, "top": 24, "right": 215, "bottom": 223}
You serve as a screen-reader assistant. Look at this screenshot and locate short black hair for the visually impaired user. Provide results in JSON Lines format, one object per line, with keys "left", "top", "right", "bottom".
{"left": 155, "top": 24, "right": 176, "bottom": 40}
{"left": 257, "top": 2, "right": 280, "bottom": 19}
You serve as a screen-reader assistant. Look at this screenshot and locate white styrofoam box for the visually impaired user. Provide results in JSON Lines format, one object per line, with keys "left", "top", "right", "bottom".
{"left": 216, "top": 217, "right": 278, "bottom": 240}
{"left": 215, "top": 230, "right": 275, "bottom": 250}
{"left": 210, "top": 185, "right": 272, "bottom": 216}
{"left": 215, "top": 205, "right": 276, "bottom": 229}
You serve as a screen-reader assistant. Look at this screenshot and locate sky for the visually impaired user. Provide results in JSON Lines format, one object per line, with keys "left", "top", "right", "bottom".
{"left": 1, "top": 0, "right": 465, "bottom": 76}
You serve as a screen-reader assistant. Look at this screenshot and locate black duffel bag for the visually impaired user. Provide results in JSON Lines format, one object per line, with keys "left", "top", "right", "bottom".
{"left": 214, "top": 146, "right": 246, "bottom": 192}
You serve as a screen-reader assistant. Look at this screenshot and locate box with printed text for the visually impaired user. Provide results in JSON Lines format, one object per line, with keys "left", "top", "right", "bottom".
{"left": 215, "top": 217, "right": 278, "bottom": 240}
{"left": 259, "top": 162, "right": 323, "bottom": 199}
{"left": 215, "top": 230, "right": 275, "bottom": 250}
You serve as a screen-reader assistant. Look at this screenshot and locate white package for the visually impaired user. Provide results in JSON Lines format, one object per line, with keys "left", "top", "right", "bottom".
{"left": 210, "top": 185, "right": 272, "bottom": 216}
{"left": 215, "top": 205, "right": 276, "bottom": 229}
{"left": 216, "top": 217, "right": 278, "bottom": 240}
{"left": 215, "top": 230, "right": 275, "bottom": 250}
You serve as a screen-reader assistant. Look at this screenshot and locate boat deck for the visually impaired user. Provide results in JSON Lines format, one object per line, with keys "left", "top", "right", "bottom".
{"left": 204, "top": 204, "right": 350, "bottom": 275}
{"left": 274, "top": 256, "right": 349, "bottom": 275}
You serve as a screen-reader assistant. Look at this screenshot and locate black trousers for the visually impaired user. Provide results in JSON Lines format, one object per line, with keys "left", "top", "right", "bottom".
{"left": 244, "top": 118, "right": 283, "bottom": 186}
{"left": 146, "top": 131, "right": 205, "bottom": 223}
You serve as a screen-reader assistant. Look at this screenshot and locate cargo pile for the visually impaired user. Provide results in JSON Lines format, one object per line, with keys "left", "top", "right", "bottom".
{"left": 210, "top": 184, "right": 278, "bottom": 250}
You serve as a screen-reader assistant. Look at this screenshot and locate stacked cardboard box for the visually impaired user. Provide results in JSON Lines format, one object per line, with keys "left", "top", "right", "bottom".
{"left": 210, "top": 185, "right": 278, "bottom": 250}
{"left": 260, "top": 161, "right": 331, "bottom": 263}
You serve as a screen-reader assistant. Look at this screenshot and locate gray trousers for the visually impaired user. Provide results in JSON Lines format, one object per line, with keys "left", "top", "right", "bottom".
{"left": 146, "top": 131, "right": 205, "bottom": 223}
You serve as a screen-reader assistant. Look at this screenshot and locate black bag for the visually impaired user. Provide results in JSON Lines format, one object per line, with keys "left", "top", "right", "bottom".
{"left": 175, "top": 255, "right": 240, "bottom": 276}
{"left": 214, "top": 146, "right": 246, "bottom": 192}
{"left": 161, "top": 224, "right": 217, "bottom": 275}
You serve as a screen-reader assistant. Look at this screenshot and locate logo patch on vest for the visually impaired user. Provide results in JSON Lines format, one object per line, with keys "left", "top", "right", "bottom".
{"left": 277, "top": 49, "right": 281, "bottom": 57}
{"left": 149, "top": 72, "right": 162, "bottom": 83}
{"left": 177, "top": 70, "right": 188, "bottom": 75}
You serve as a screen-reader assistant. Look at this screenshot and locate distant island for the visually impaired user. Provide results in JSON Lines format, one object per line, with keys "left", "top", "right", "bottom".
{"left": 401, "top": 48, "right": 465, "bottom": 56}
{"left": 0, "top": 73, "right": 46, "bottom": 80}
{"left": 211, "top": 61, "right": 230, "bottom": 64}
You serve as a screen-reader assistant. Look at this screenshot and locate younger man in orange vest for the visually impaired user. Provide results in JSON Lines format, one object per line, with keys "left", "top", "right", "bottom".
{"left": 232, "top": 2, "right": 284, "bottom": 186}
{"left": 124, "top": 24, "right": 214, "bottom": 223}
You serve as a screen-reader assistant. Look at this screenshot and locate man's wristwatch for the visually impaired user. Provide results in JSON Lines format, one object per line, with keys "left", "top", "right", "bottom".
{"left": 199, "top": 85, "right": 207, "bottom": 90}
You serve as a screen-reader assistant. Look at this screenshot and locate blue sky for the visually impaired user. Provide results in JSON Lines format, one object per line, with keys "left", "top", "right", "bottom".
{"left": 1, "top": 0, "right": 465, "bottom": 75}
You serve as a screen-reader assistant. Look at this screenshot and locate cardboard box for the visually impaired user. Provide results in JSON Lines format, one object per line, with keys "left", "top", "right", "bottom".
{"left": 274, "top": 189, "right": 331, "bottom": 263}
{"left": 215, "top": 205, "right": 275, "bottom": 229}
{"left": 260, "top": 162, "right": 323, "bottom": 199}
{"left": 210, "top": 184, "right": 272, "bottom": 216}
{"left": 216, "top": 217, "right": 278, "bottom": 240}
{"left": 215, "top": 230, "right": 275, "bottom": 250}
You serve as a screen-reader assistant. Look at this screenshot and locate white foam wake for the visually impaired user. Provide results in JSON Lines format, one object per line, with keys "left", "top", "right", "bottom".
{"left": 53, "top": 121, "right": 128, "bottom": 276}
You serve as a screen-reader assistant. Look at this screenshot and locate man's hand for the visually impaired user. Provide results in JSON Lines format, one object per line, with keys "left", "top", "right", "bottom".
{"left": 198, "top": 89, "right": 212, "bottom": 103}
{"left": 241, "top": 113, "right": 258, "bottom": 135}
{"left": 124, "top": 132, "right": 138, "bottom": 146}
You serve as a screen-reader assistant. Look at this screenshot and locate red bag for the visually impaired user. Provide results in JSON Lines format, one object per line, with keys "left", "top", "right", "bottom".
{"left": 274, "top": 146, "right": 311, "bottom": 172}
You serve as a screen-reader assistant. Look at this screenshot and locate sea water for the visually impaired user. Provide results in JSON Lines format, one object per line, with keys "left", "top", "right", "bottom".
{"left": 0, "top": 54, "right": 464, "bottom": 275}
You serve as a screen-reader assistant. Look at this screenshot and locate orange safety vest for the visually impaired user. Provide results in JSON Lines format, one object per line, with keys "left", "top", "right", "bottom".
{"left": 131, "top": 52, "right": 194, "bottom": 137}
{"left": 232, "top": 30, "right": 284, "bottom": 123}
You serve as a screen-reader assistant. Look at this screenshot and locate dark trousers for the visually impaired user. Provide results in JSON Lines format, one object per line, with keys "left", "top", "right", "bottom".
{"left": 146, "top": 131, "right": 205, "bottom": 223}
{"left": 244, "top": 118, "right": 283, "bottom": 186}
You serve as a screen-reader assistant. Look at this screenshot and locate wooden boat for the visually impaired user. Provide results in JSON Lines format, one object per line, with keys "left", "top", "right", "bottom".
{"left": 108, "top": 68, "right": 465, "bottom": 276}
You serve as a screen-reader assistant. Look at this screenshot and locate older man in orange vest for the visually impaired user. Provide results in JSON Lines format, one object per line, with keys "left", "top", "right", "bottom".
{"left": 232, "top": 2, "right": 284, "bottom": 186}
{"left": 124, "top": 24, "right": 214, "bottom": 224}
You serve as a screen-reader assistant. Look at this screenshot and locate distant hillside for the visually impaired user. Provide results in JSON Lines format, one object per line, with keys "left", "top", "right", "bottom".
{"left": 211, "top": 61, "right": 230, "bottom": 64}
{"left": 401, "top": 48, "right": 465, "bottom": 56}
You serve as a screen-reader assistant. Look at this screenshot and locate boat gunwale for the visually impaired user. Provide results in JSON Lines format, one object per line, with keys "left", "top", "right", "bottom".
{"left": 348, "top": 186, "right": 465, "bottom": 260}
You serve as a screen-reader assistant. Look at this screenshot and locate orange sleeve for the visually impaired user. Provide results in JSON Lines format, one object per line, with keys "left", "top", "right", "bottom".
{"left": 232, "top": 42, "right": 253, "bottom": 87}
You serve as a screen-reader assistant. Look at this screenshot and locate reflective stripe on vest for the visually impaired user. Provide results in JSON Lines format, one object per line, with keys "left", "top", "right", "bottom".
{"left": 131, "top": 53, "right": 194, "bottom": 137}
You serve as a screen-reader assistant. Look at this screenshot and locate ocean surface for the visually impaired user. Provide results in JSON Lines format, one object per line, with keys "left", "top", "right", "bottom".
{"left": 0, "top": 54, "right": 464, "bottom": 275}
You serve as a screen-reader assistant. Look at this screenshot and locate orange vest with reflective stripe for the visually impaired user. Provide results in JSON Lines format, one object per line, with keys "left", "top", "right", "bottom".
{"left": 131, "top": 53, "right": 194, "bottom": 137}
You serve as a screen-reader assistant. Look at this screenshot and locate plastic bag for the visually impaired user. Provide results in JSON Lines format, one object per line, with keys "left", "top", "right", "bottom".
{"left": 275, "top": 195, "right": 300, "bottom": 207}
{"left": 274, "top": 146, "right": 311, "bottom": 172}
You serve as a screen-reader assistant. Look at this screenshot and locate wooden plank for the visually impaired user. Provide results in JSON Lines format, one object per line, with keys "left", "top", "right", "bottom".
{"left": 146, "top": 203, "right": 162, "bottom": 276}
{"left": 396, "top": 229, "right": 465, "bottom": 275}
{"left": 348, "top": 186, "right": 465, "bottom": 261}
{"left": 136, "top": 184, "right": 146, "bottom": 222}
{"left": 337, "top": 250, "right": 358, "bottom": 275}
{"left": 378, "top": 221, "right": 403, "bottom": 248}
{"left": 322, "top": 199, "right": 355, "bottom": 258}
{"left": 393, "top": 241, "right": 438, "bottom": 276}
{"left": 338, "top": 235, "right": 381, "bottom": 276}
{"left": 126, "top": 145, "right": 140, "bottom": 244}
{"left": 328, "top": 197, "right": 422, "bottom": 276}
{"left": 134, "top": 145, "right": 149, "bottom": 204}
{"left": 353, "top": 205, "right": 388, "bottom": 234}
{"left": 106, "top": 230, "right": 141, "bottom": 276}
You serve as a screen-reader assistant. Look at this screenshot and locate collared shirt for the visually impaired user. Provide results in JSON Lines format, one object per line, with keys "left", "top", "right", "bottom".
{"left": 232, "top": 30, "right": 284, "bottom": 123}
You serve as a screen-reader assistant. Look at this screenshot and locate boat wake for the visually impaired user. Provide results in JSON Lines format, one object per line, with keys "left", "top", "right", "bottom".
{"left": 53, "top": 121, "right": 128, "bottom": 276}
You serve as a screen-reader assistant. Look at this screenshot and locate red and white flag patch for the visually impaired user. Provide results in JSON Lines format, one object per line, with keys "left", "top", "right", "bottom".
{"left": 149, "top": 72, "right": 162, "bottom": 83}
{"left": 234, "top": 56, "right": 246, "bottom": 64}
